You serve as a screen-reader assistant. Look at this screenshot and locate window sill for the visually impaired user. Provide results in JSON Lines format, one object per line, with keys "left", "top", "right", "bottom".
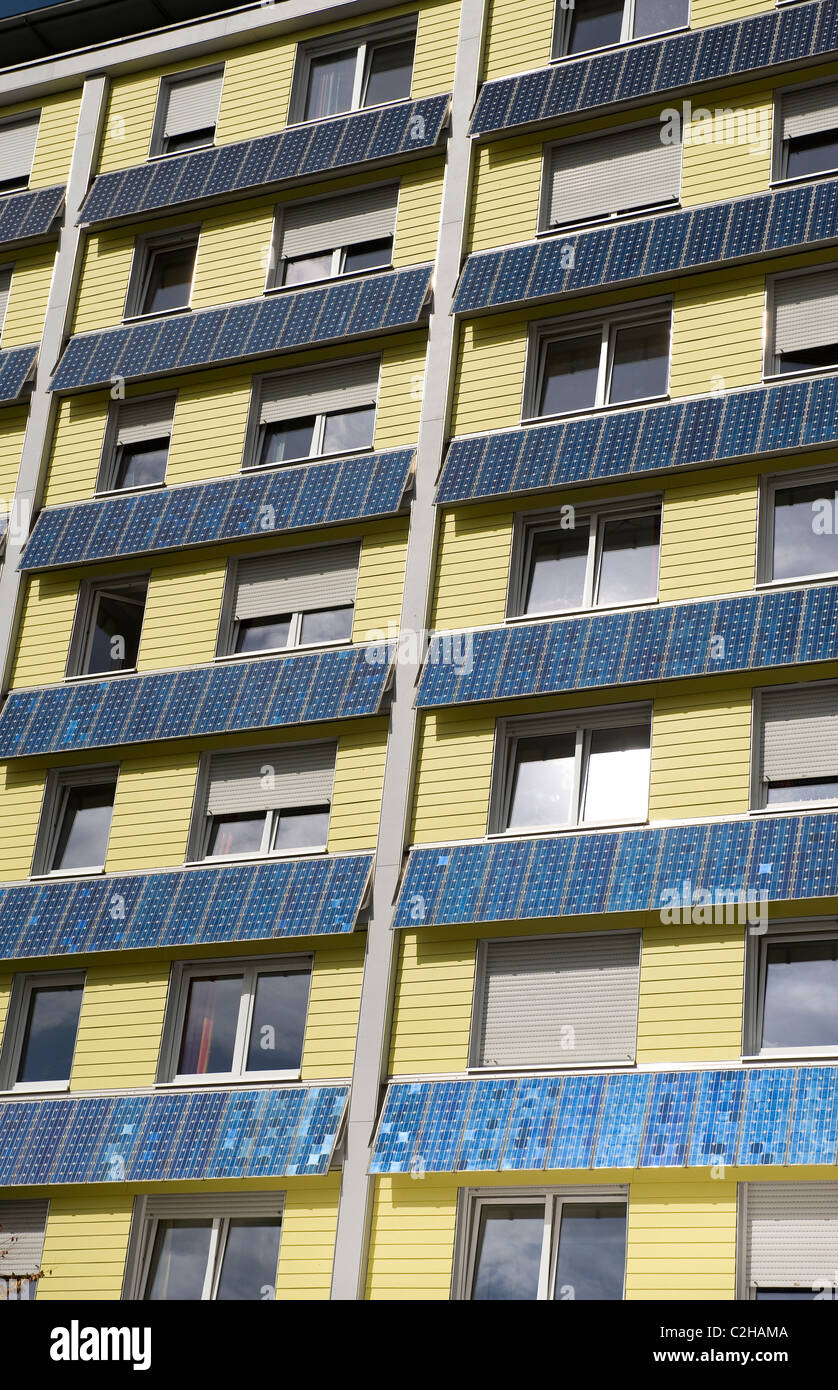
{"left": 755, "top": 573, "right": 838, "bottom": 593}
{"left": 521, "top": 393, "right": 669, "bottom": 427}
{"left": 750, "top": 799, "right": 838, "bottom": 816}
{"left": 1, "top": 1082, "right": 71, "bottom": 1097}
{"left": 189, "top": 847, "right": 329, "bottom": 868}
{"left": 64, "top": 667, "right": 138, "bottom": 683}
{"left": 467, "top": 1060, "right": 635, "bottom": 1077}
{"left": 505, "top": 597, "right": 659, "bottom": 625}
{"left": 264, "top": 264, "right": 393, "bottom": 296}
{"left": 156, "top": 1072, "right": 302, "bottom": 1089}
{"left": 763, "top": 364, "right": 838, "bottom": 386}
{"left": 770, "top": 168, "right": 838, "bottom": 193}
{"left": 241, "top": 445, "right": 374, "bottom": 475}
{"left": 29, "top": 867, "right": 106, "bottom": 882}
{"left": 214, "top": 639, "right": 352, "bottom": 664}
{"left": 537, "top": 201, "right": 679, "bottom": 239}
{"left": 549, "top": 25, "right": 689, "bottom": 66}
{"left": 122, "top": 304, "right": 192, "bottom": 327}
{"left": 146, "top": 141, "right": 215, "bottom": 163}
{"left": 741, "top": 1050, "right": 838, "bottom": 1063}
{"left": 487, "top": 818, "right": 649, "bottom": 841}
{"left": 95, "top": 481, "right": 167, "bottom": 500}
{"left": 286, "top": 94, "right": 414, "bottom": 132}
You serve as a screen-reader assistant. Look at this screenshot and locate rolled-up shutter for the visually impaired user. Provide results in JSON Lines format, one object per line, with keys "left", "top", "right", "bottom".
{"left": 782, "top": 81, "right": 838, "bottom": 141}
{"left": 116, "top": 395, "right": 175, "bottom": 446}
{"left": 234, "top": 542, "right": 360, "bottom": 619}
{"left": 0, "top": 269, "right": 11, "bottom": 338}
{"left": 279, "top": 184, "right": 398, "bottom": 260}
{"left": 144, "top": 1194, "right": 284, "bottom": 1219}
{"left": 0, "top": 1200, "right": 48, "bottom": 1276}
{"left": 259, "top": 358, "right": 379, "bottom": 424}
{"left": 746, "top": 1183, "right": 838, "bottom": 1289}
{"left": 474, "top": 932, "right": 641, "bottom": 1068}
{"left": 761, "top": 685, "right": 838, "bottom": 783}
{"left": 206, "top": 742, "right": 336, "bottom": 814}
{"left": 163, "top": 71, "right": 223, "bottom": 138}
{"left": 0, "top": 114, "right": 39, "bottom": 184}
{"left": 773, "top": 268, "right": 838, "bottom": 354}
{"left": 549, "top": 123, "right": 681, "bottom": 227}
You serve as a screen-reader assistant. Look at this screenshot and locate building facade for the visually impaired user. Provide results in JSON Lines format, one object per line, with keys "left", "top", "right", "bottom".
{"left": 1, "top": 0, "right": 838, "bottom": 1301}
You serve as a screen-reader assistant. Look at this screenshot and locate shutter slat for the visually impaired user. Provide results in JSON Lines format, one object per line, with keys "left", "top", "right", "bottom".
{"left": 774, "top": 268, "right": 838, "bottom": 354}
{"left": 116, "top": 395, "right": 175, "bottom": 447}
{"left": 747, "top": 1183, "right": 838, "bottom": 1286}
{"left": 0, "top": 1200, "right": 48, "bottom": 1276}
{"left": 234, "top": 542, "right": 360, "bottom": 619}
{"left": 206, "top": 742, "right": 336, "bottom": 814}
{"left": 279, "top": 184, "right": 398, "bottom": 260}
{"left": 260, "top": 358, "right": 379, "bottom": 424}
{"left": 0, "top": 114, "right": 39, "bottom": 183}
{"left": 550, "top": 124, "right": 681, "bottom": 227}
{"left": 163, "top": 71, "right": 223, "bottom": 137}
{"left": 782, "top": 81, "right": 838, "bottom": 141}
{"left": 0, "top": 269, "right": 11, "bottom": 339}
{"left": 761, "top": 686, "right": 838, "bottom": 781}
{"left": 476, "top": 934, "right": 641, "bottom": 1068}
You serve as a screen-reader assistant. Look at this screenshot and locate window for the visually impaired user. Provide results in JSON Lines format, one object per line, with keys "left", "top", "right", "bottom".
{"left": 553, "top": 0, "right": 688, "bottom": 57}
{"left": 0, "top": 1200, "right": 48, "bottom": 1301}
{"left": 754, "top": 682, "right": 838, "bottom": 810}
{"left": 130, "top": 1196, "right": 283, "bottom": 1301}
{"left": 544, "top": 123, "right": 681, "bottom": 231}
{"left": 293, "top": 23, "right": 415, "bottom": 123}
{"left": 460, "top": 1192, "right": 627, "bottom": 1301}
{"left": 769, "top": 266, "right": 838, "bottom": 376}
{"left": 511, "top": 502, "right": 661, "bottom": 617}
{"left": 151, "top": 68, "right": 223, "bottom": 157}
{"left": 0, "top": 113, "right": 39, "bottom": 194}
{"left": 271, "top": 185, "right": 397, "bottom": 289}
{"left": 34, "top": 768, "right": 118, "bottom": 876}
{"left": 247, "top": 357, "right": 379, "bottom": 469}
{"left": 762, "top": 467, "right": 838, "bottom": 584}
{"left": 492, "top": 709, "right": 651, "bottom": 835}
{"left": 528, "top": 308, "right": 671, "bottom": 419}
{"left": 221, "top": 542, "right": 359, "bottom": 656}
{"left": 0, "top": 268, "right": 11, "bottom": 343}
{"left": 471, "top": 932, "right": 640, "bottom": 1069}
{"left": 67, "top": 576, "right": 149, "bottom": 677}
{"left": 191, "top": 742, "right": 336, "bottom": 860}
{"left": 0, "top": 971, "right": 84, "bottom": 1091}
{"left": 125, "top": 230, "right": 198, "bottom": 319}
{"left": 98, "top": 395, "right": 175, "bottom": 493}
{"left": 776, "top": 80, "right": 838, "bottom": 183}
{"left": 742, "top": 1183, "right": 838, "bottom": 1299}
{"left": 747, "top": 924, "right": 838, "bottom": 1056}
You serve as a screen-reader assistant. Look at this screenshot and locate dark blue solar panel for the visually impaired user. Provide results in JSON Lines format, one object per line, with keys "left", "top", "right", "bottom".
{"left": 0, "top": 184, "right": 64, "bottom": 248}
{"left": 0, "top": 344, "right": 37, "bottom": 403}
{"left": 0, "top": 1084, "right": 348, "bottom": 1186}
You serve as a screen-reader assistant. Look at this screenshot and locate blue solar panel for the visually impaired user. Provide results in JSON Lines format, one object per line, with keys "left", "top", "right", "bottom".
{"left": 0, "top": 344, "right": 37, "bottom": 404}
{"left": 454, "top": 181, "right": 837, "bottom": 316}
{"left": 0, "top": 184, "right": 64, "bottom": 249}
{"left": 470, "top": 0, "right": 829, "bottom": 137}
{"left": 393, "top": 812, "right": 838, "bottom": 929}
{"left": 79, "top": 96, "right": 450, "bottom": 227}
{"left": 50, "top": 266, "right": 432, "bottom": 394}
{"left": 0, "top": 1084, "right": 348, "bottom": 1186}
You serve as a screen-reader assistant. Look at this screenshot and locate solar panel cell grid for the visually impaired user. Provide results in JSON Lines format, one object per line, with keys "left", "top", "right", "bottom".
{"left": 0, "top": 185, "right": 64, "bottom": 249}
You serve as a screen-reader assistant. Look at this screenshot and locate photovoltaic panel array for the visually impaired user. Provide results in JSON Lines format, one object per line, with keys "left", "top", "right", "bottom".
{"left": 470, "top": 0, "right": 838, "bottom": 138}
{"left": 438, "top": 375, "right": 838, "bottom": 505}
{"left": 0, "top": 344, "right": 37, "bottom": 404}
{"left": 79, "top": 95, "right": 451, "bottom": 227}
{"left": 0, "top": 184, "right": 64, "bottom": 249}
{"left": 371, "top": 1066, "right": 838, "bottom": 1173}
{"left": 0, "top": 643, "right": 395, "bottom": 757}
{"left": 50, "top": 265, "right": 433, "bottom": 393}
{"left": 416, "top": 582, "right": 838, "bottom": 709}
{"left": 20, "top": 447, "right": 415, "bottom": 572}
{"left": 0, "top": 852, "right": 373, "bottom": 959}
{"left": 0, "top": 1084, "right": 349, "bottom": 1186}
{"left": 454, "top": 181, "right": 838, "bottom": 315}
{"left": 392, "top": 811, "right": 837, "bottom": 928}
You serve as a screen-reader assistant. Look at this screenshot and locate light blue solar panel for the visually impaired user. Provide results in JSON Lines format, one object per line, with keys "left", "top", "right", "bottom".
{"left": 546, "top": 1073, "right": 604, "bottom": 1168}
{"left": 786, "top": 1067, "right": 838, "bottom": 1166}
{"left": 592, "top": 1072, "right": 651, "bottom": 1169}
{"left": 501, "top": 1076, "right": 564, "bottom": 1170}
{"left": 737, "top": 1068, "right": 796, "bottom": 1166}
{"left": 457, "top": 1079, "right": 517, "bottom": 1171}
{"left": 641, "top": 1071, "right": 700, "bottom": 1167}
{"left": 369, "top": 1081, "right": 431, "bottom": 1174}
{"left": 0, "top": 184, "right": 64, "bottom": 249}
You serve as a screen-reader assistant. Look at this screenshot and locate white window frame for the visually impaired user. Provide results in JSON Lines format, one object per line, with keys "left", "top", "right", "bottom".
{"left": 772, "top": 75, "right": 838, "bottom": 188}
{"left": 243, "top": 357, "right": 381, "bottom": 472}
{"left": 266, "top": 182, "right": 399, "bottom": 293}
{"left": 538, "top": 120, "right": 682, "bottom": 236}
{"left": 288, "top": 18, "right": 417, "bottom": 126}
{"left": 32, "top": 766, "right": 119, "bottom": 878}
{"left": 156, "top": 955, "right": 312, "bottom": 1086}
{"left": 96, "top": 391, "right": 176, "bottom": 496}
{"left": 65, "top": 573, "right": 150, "bottom": 680}
{"left": 453, "top": 1187, "right": 629, "bottom": 1301}
{"left": 551, "top": 0, "right": 689, "bottom": 61}
{"left": 148, "top": 64, "right": 225, "bottom": 160}
{"left": 489, "top": 704, "right": 652, "bottom": 837}
{"left": 123, "top": 227, "right": 200, "bottom": 323}
{"left": 0, "top": 969, "right": 85, "bottom": 1094}
{"left": 524, "top": 301, "right": 672, "bottom": 422}
{"left": 743, "top": 918, "right": 838, "bottom": 1062}
{"left": 750, "top": 679, "right": 838, "bottom": 814}
{"left": 756, "top": 463, "right": 838, "bottom": 589}
{"left": 507, "top": 496, "right": 662, "bottom": 621}
{"left": 763, "top": 259, "right": 838, "bottom": 383}
{"left": 125, "top": 1194, "right": 285, "bottom": 1301}
{"left": 215, "top": 541, "right": 360, "bottom": 661}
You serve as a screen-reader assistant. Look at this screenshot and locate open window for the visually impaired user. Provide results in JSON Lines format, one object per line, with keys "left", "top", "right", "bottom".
{"left": 125, "top": 229, "right": 198, "bottom": 320}
{"left": 0, "top": 970, "right": 85, "bottom": 1092}
{"left": 768, "top": 265, "right": 838, "bottom": 377}
{"left": 776, "top": 80, "right": 838, "bottom": 184}
{"left": 527, "top": 306, "right": 671, "bottom": 419}
{"left": 270, "top": 184, "right": 397, "bottom": 289}
{"left": 128, "top": 1195, "right": 283, "bottom": 1301}
{"left": 246, "top": 357, "right": 379, "bottom": 469}
{"left": 741, "top": 1183, "right": 838, "bottom": 1299}
{"left": 760, "top": 465, "right": 838, "bottom": 585}
{"left": 220, "top": 541, "right": 359, "bottom": 656}
{"left": 0, "top": 112, "right": 39, "bottom": 194}
{"left": 753, "top": 681, "right": 838, "bottom": 811}
{"left": 0, "top": 1200, "right": 49, "bottom": 1301}
{"left": 745, "top": 922, "right": 838, "bottom": 1058}
{"left": 98, "top": 394, "right": 175, "bottom": 493}
{"left": 67, "top": 575, "right": 149, "bottom": 677}
{"left": 151, "top": 68, "right": 223, "bottom": 157}
{"left": 510, "top": 500, "right": 661, "bottom": 617}
{"left": 543, "top": 122, "right": 681, "bottom": 232}
{"left": 291, "top": 21, "right": 416, "bottom": 123}
{"left": 33, "top": 767, "right": 118, "bottom": 876}
{"left": 190, "top": 742, "right": 336, "bottom": 861}
{"left": 552, "top": 0, "right": 688, "bottom": 58}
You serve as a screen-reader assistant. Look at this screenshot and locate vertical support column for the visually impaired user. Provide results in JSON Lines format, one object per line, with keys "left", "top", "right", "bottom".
{"left": 330, "top": 0, "right": 488, "bottom": 1300}
{"left": 0, "top": 73, "right": 109, "bottom": 692}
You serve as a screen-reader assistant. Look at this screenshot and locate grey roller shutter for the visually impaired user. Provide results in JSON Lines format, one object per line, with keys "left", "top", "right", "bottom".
{"left": 746, "top": 1183, "right": 838, "bottom": 1289}
{"left": 0, "top": 114, "right": 39, "bottom": 184}
{"left": 259, "top": 358, "right": 379, "bottom": 424}
{"left": 474, "top": 933, "right": 641, "bottom": 1068}
{"left": 0, "top": 1199, "right": 48, "bottom": 1276}
{"left": 144, "top": 1194, "right": 284, "bottom": 1219}
{"left": 0, "top": 269, "right": 11, "bottom": 338}
{"left": 782, "top": 81, "right": 838, "bottom": 141}
{"left": 549, "top": 123, "right": 681, "bottom": 227}
{"left": 206, "top": 742, "right": 336, "bottom": 814}
{"left": 773, "top": 268, "right": 838, "bottom": 354}
{"left": 279, "top": 184, "right": 398, "bottom": 259}
{"left": 761, "top": 685, "right": 838, "bottom": 783}
{"left": 116, "top": 395, "right": 175, "bottom": 447}
{"left": 163, "top": 71, "right": 223, "bottom": 138}
{"left": 234, "top": 542, "right": 359, "bottom": 619}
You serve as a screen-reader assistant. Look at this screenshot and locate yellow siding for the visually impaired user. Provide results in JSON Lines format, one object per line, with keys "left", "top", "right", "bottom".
{"left": 41, "top": 392, "right": 109, "bottom": 508}
{"left": 681, "top": 89, "right": 772, "bottom": 207}
{"left": 659, "top": 472, "right": 757, "bottom": 600}
{"left": 468, "top": 136, "right": 543, "bottom": 253}
{"left": 692, "top": 0, "right": 772, "bottom": 24}
{"left": 0, "top": 758, "right": 44, "bottom": 881}
{"left": 301, "top": 938, "right": 366, "bottom": 1079}
{"left": 328, "top": 719, "right": 389, "bottom": 852}
{"left": 393, "top": 161, "right": 444, "bottom": 267}
{"left": 275, "top": 1176, "right": 341, "bottom": 1299}
{"left": 352, "top": 519, "right": 410, "bottom": 639}
{"left": 390, "top": 930, "right": 476, "bottom": 1073}
{"left": 0, "top": 246, "right": 55, "bottom": 349}
{"left": 191, "top": 202, "right": 274, "bottom": 311}
{"left": 366, "top": 1174, "right": 459, "bottom": 1299}
{"left": 136, "top": 559, "right": 226, "bottom": 672}
{"left": 411, "top": 709, "right": 495, "bottom": 843}
{"left": 431, "top": 504, "right": 513, "bottom": 630}
{"left": 670, "top": 273, "right": 765, "bottom": 397}
{"left": 650, "top": 686, "right": 752, "bottom": 821}
{"left": 38, "top": 1190, "right": 135, "bottom": 1299}
{"left": 452, "top": 315, "right": 526, "bottom": 435}
{"left": 70, "top": 960, "right": 170, "bottom": 1091}
{"left": 637, "top": 922, "right": 745, "bottom": 1064}
{"left": 106, "top": 753, "right": 198, "bottom": 873}
{"left": 482, "top": 0, "right": 555, "bottom": 82}
{"left": 0, "top": 89, "right": 82, "bottom": 189}
{"left": 0, "top": 406, "right": 27, "bottom": 502}
{"left": 625, "top": 1175, "right": 738, "bottom": 1301}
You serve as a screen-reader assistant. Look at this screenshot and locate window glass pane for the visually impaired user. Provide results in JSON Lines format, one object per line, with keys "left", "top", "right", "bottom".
{"left": 299, "top": 605, "right": 354, "bottom": 645}
{"left": 524, "top": 523, "right": 590, "bottom": 614}
{"left": 582, "top": 725, "right": 650, "bottom": 823}
{"left": 554, "top": 1203, "right": 627, "bottom": 1301}
{"left": 51, "top": 782, "right": 115, "bottom": 872}
{"left": 363, "top": 39, "right": 414, "bottom": 107}
{"left": 756, "top": 1289, "right": 820, "bottom": 1300}
{"left": 566, "top": 0, "right": 624, "bottom": 55}
{"left": 507, "top": 734, "right": 576, "bottom": 830}
{"left": 304, "top": 50, "right": 357, "bottom": 120}
{"left": 609, "top": 320, "right": 670, "bottom": 404}
{"left": 216, "top": 1219, "right": 282, "bottom": 1301}
{"left": 779, "top": 343, "right": 838, "bottom": 373}
{"left": 16, "top": 983, "right": 83, "bottom": 1085}
{"left": 86, "top": 581, "right": 147, "bottom": 674}
{"left": 245, "top": 970, "right": 310, "bottom": 1072}
{"left": 633, "top": 0, "right": 689, "bottom": 39}
{"left": 471, "top": 1204, "right": 545, "bottom": 1300}
{"left": 178, "top": 974, "right": 243, "bottom": 1075}
{"left": 271, "top": 805, "right": 330, "bottom": 853}
{"left": 766, "top": 778, "right": 838, "bottom": 807}
{"left": 786, "top": 130, "right": 838, "bottom": 180}
{"left": 164, "top": 127, "right": 214, "bottom": 155}
{"left": 113, "top": 438, "right": 169, "bottom": 490}
{"left": 762, "top": 939, "right": 838, "bottom": 1049}
{"left": 322, "top": 404, "right": 376, "bottom": 455}
{"left": 235, "top": 615, "right": 292, "bottom": 654}
{"left": 140, "top": 246, "right": 195, "bottom": 315}
{"left": 596, "top": 513, "right": 661, "bottom": 607}
{"left": 258, "top": 417, "right": 316, "bottom": 467}
{"left": 538, "top": 334, "right": 601, "bottom": 416}
{"left": 282, "top": 252, "right": 333, "bottom": 287}
{"left": 207, "top": 812, "right": 266, "bottom": 858}
{"left": 144, "top": 1220, "right": 212, "bottom": 1300}
{"left": 342, "top": 237, "right": 393, "bottom": 275}
{"left": 772, "top": 480, "right": 838, "bottom": 581}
